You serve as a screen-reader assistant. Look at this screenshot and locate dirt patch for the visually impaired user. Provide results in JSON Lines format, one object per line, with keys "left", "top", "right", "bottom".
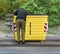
{"left": 47, "top": 26, "right": 60, "bottom": 35}
{"left": 0, "top": 20, "right": 12, "bottom": 35}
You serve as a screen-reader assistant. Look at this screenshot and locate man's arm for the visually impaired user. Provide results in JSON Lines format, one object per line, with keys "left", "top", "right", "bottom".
{"left": 25, "top": 11, "right": 28, "bottom": 15}
{"left": 14, "top": 10, "right": 18, "bottom": 15}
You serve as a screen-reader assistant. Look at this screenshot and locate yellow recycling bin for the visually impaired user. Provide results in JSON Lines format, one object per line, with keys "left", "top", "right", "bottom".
{"left": 13, "top": 15, "right": 48, "bottom": 42}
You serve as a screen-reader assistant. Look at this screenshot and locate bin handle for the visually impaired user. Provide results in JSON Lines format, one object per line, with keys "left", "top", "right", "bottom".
{"left": 30, "top": 22, "right": 31, "bottom": 35}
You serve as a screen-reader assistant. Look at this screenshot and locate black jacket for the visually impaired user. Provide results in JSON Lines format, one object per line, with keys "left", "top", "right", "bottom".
{"left": 14, "top": 8, "right": 28, "bottom": 20}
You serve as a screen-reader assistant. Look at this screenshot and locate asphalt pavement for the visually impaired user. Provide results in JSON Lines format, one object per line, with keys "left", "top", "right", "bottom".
{"left": 0, "top": 47, "right": 60, "bottom": 54}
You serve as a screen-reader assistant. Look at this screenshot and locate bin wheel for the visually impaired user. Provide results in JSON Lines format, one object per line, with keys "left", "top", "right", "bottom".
{"left": 40, "top": 41, "right": 44, "bottom": 43}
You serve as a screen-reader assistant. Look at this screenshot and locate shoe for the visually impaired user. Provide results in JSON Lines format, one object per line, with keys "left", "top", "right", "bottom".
{"left": 17, "top": 41, "right": 20, "bottom": 45}
{"left": 22, "top": 41, "right": 25, "bottom": 44}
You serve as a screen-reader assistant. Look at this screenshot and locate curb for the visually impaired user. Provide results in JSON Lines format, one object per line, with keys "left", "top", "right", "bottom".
{"left": 0, "top": 42, "right": 60, "bottom": 47}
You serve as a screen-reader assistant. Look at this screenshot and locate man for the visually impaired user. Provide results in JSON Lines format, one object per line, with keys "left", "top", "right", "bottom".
{"left": 14, "top": 8, "right": 27, "bottom": 44}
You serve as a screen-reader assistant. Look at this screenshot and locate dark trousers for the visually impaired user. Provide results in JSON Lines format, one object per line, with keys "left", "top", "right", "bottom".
{"left": 16, "top": 19, "right": 25, "bottom": 42}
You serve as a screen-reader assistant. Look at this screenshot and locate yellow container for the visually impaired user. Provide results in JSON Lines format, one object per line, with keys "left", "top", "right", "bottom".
{"left": 13, "top": 15, "right": 48, "bottom": 41}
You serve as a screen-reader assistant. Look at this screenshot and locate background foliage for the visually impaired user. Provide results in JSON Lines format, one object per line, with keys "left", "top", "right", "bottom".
{"left": 0, "top": 0, "right": 60, "bottom": 27}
